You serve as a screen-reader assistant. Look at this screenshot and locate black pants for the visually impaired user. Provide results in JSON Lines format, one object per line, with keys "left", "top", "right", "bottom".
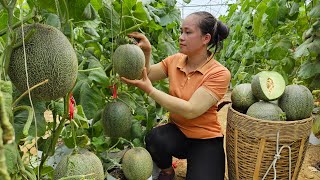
{"left": 145, "top": 123, "right": 225, "bottom": 180}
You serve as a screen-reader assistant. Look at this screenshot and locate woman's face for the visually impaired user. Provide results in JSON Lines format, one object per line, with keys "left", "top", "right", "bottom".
{"left": 179, "top": 15, "right": 210, "bottom": 56}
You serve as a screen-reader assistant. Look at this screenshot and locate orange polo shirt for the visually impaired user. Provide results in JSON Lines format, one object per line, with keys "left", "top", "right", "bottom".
{"left": 160, "top": 53, "right": 231, "bottom": 139}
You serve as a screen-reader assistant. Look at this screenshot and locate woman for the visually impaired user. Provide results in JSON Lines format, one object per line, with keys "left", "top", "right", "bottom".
{"left": 121, "top": 11, "right": 231, "bottom": 180}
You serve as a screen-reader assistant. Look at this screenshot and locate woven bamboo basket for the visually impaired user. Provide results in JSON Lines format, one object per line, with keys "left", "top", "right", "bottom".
{"left": 226, "top": 105, "right": 314, "bottom": 180}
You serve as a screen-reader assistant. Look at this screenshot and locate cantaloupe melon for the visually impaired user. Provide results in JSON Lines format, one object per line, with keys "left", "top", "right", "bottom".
{"left": 9, "top": 23, "right": 78, "bottom": 101}
{"left": 112, "top": 44, "right": 145, "bottom": 80}
{"left": 231, "top": 83, "right": 258, "bottom": 112}
{"left": 101, "top": 101, "right": 132, "bottom": 139}
{"left": 54, "top": 149, "right": 104, "bottom": 180}
{"left": 278, "top": 85, "right": 314, "bottom": 121}
{"left": 251, "top": 71, "right": 285, "bottom": 101}
{"left": 122, "top": 147, "right": 153, "bottom": 180}
{"left": 246, "top": 101, "right": 286, "bottom": 121}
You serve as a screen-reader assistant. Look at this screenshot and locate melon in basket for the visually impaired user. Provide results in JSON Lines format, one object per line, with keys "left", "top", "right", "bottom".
{"left": 246, "top": 101, "right": 286, "bottom": 121}
{"left": 278, "top": 84, "right": 314, "bottom": 121}
{"left": 251, "top": 71, "right": 286, "bottom": 101}
{"left": 231, "top": 83, "right": 258, "bottom": 113}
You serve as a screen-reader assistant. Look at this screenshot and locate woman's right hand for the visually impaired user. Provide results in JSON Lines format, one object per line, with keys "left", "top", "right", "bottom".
{"left": 128, "top": 32, "right": 152, "bottom": 54}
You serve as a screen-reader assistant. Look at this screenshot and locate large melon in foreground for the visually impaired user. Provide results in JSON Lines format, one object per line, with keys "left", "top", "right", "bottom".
{"left": 122, "top": 147, "right": 153, "bottom": 180}
{"left": 278, "top": 85, "right": 314, "bottom": 121}
{"left": 251, "top": 71, "right": 285, "bottom": 101}
{"left": 113, "top": 44, "right": 145, "bottom": 80}
{"left": 246, "top": 101, "right": 286, "bottom": 121}
{"left": 54, "top": 149, "right": 104, "bottom": 180}
{"left": 9, "top": 23, "right": 78, "bottom": 101}
{"left": 102, "top": 101, "right": 132, "bottom": 139}
{"left": 231, "top": 83, "right": 258, "bottom": 112}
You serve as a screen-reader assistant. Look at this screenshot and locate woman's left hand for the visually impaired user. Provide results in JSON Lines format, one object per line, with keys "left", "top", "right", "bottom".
{"left": 121, "top": 67, "right": 154, "bottom": 94}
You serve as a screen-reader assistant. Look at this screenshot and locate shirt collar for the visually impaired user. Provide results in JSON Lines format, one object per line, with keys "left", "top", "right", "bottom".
{"left": 177, "top": 53, "right": 215, "bottom": 74}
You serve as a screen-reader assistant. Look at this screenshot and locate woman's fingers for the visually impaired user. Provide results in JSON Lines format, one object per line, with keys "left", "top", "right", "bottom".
{"left": 120, "top": 77, "right": 137, "bottom": 85}
{"left": 128, "top": 32, "right": 145, "bottom": 39}
{"left": 142, "top": 67, "right": 148, "bottom": 79}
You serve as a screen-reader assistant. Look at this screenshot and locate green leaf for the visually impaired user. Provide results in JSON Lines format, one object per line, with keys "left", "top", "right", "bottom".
{"left": 266, "top": 0, "right": 279, "bottom": 26}
{"left": 45, "top": 13, "right": 61, "bottom": 29}
{"left": 83, "top": 3, "right": 99, "bottom": 20}
{"left": 253, "top": 0, "right": 268, "bottom": 37}
{"left": 281, "top": 57, "right": 295, "bottom": 74}
{"left": 84, "top": 27, "right": 100, "bottom": 37}
{"left": 90, "top": 0, "right": 103, "bottom": 11}
{"left": 73, "top": 72, "right": 91, "bottom": 99}
{"left": 157, "top": 30, "right": 178, "bottom": 57}
{"left": 73, "top": 106, "right": 89, "bottom": 129}
{"left": 79, "top": 82, "right": 104, "bottom": 119}
{"left": 269, "top": 37, "right": 291, "bottom": 60}
{"left": 87, "top": 58, "right": 108, "bottom": 86}
{"left": 98, "top": 2, "right": 120, "bottom": 34}
{"left": 298, "top": 60, "right": 320, "bottom": 79}
{"left": 161, "top": 0, "right": 175, "bottom": 7}
{"left": 294, "top": 38, "right": 313, "bottom": 58}
{"left": 13, "top": 102, "right": 46, "bottom": 141}
{"left": 67, "top": 0, "right": 90, "bottom": 21}
{"left": 309, "top": 5, "right": 320, "bottom": 18}
{"left": 148, "top": 20, "right": 162, "bottom": 31}
{"left": 289, "top": 2, "right": 300, "bottom": 17}
{"left": 92, "top": 135, "right": 111, "bottom": 152}
{"left": 91, "top": 120, "right": 104, "bottom": 137}
{"left": 145, "top": 4, "right": 163, "bottom": 23}
{"left": 131, "top": 121, "right": 144, "bottom": 140}
{"left": 36, "top": 0, "right": 56, "bottom": 13}
{"left": 159, "top": 8, "right": 180, "bottom": 26}
{"left": 132, "top": 1, "right": 151, "bottom": 21}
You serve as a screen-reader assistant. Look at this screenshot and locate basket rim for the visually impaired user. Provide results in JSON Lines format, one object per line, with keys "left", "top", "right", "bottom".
{"left": 229, "top": 105, "right": 314, "bottom": 125}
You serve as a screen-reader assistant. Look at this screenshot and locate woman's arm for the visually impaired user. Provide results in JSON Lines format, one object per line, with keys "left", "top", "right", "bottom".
{"left": 148, "top": 86, "right": 218, "bottom": 119}
{"left": 121, "top": 68, "right": 218, "bottom": 119}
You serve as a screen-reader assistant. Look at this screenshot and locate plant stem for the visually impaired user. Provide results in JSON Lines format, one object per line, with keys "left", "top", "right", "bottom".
{"left": 118, "top": 22, "right": 146, "bottom": 35}
{"left": 12, "top": 79, "right": 49, "bottom": 107}
{"left": 12, "top": 28, "right": 36, "bottom": 49}
{"left": 122, "top": 15, "right": 145, "bottom": 23}
{"left": 0, "top": 8, "right": 36, "bottom": 36}
{"left": 77, "top": 67, "right": 102, "bottom": 72}
{"left": 39, "top": 93, "right": 71, "bottom": 176}
{"left": 38, "top": 116, "right": 67, "bottom": 177}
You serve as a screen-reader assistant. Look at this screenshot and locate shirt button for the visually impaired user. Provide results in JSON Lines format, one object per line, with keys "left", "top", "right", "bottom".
{"left": 187, "top": 77, "right": 190, "bottom": 80}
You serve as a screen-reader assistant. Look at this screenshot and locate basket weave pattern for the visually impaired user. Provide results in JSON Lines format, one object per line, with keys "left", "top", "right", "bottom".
{"left": 226, "top": 106, "right": 313, "bottom": 180}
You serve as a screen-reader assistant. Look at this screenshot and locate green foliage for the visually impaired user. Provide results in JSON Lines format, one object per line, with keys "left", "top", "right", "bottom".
{"left": 218, "top": 0, "right": 320, "bottom": 91}
{"left": 0, "top": 0, "right": 181, "bottom": 178}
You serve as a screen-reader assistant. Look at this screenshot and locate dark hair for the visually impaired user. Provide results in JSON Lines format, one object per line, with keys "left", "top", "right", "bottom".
{"left": 189, "top": 11, "right": 229, "bottom": 53}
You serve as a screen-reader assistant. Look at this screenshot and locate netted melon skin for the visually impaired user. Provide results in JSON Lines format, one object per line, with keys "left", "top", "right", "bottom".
{"left": 246, "top": 101, "right": 285, "bottom": 121}
{"left": 122, "top": 147, "right": 153, "bottom": 180}
{"left": 113, "top": 44, "right": 145, "bottom": 80}
{"left": 9, "top": 23, "right": 78, "bottom": 101}
{"left": 102, "top": 101, "right": 132, "bottom": 139}
{"left": 278, "top": 85, "right": 314, "bottom": 121}
{"left": 54, "top": 149, "right": 104, "bottom": 180}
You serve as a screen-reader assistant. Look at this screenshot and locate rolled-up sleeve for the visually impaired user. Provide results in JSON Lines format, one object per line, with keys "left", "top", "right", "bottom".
{"left": 202, "top": 69, "right": 231, "bottom": 101}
